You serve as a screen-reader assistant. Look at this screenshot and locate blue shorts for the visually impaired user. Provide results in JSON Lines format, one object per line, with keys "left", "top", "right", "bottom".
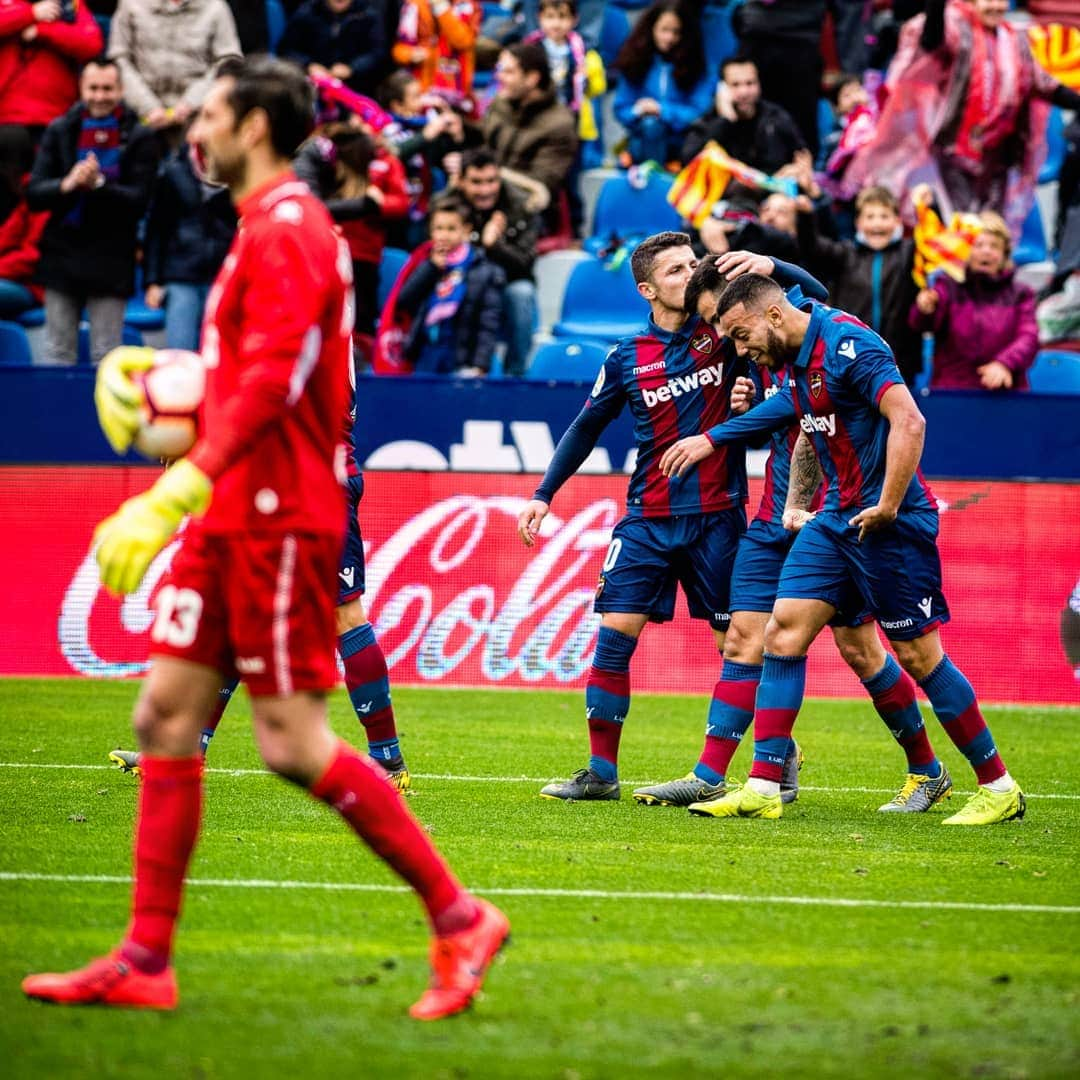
{"left": 777, "top": 509, "right": 950, "bottom": 640}
{"left": 729, "top": 520, "right": 793, "bottom": 614}
{"left": 731, "top": 519, "right": 870, "bottom": 627}
{"left": 594, "top": 508, "right": 746, "bottom": 631}
{"left": 338, "top": 474, "right": 366, "bottom": 606}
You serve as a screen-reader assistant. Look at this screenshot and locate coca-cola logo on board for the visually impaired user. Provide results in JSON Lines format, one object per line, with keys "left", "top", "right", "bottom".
{"left": 58, "top": 497, "right": 618, "bottom": 684}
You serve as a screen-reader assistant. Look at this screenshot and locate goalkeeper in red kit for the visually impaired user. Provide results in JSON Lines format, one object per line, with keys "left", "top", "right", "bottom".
{"left": 21, "top": 56, "right": 508, "bottom": 1021}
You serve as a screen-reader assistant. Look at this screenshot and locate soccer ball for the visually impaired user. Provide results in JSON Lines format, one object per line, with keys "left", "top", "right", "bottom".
{"left": 132, "top": 349, "right": 206, "bottom": 461}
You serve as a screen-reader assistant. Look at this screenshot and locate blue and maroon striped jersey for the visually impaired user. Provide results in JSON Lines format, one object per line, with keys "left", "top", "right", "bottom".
{"left": 536, "top": 315, "right": 752, "bottom": 517}
{"left": 705, "top": 302, "right": 937, "bottom": 514}
{"left": 791, "top": 303, "right": 936, "bottom": 514}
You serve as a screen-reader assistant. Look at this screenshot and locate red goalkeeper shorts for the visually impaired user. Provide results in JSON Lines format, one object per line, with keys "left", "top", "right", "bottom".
{"left": 149, "top": 528, "right": 342, "bottom": 697}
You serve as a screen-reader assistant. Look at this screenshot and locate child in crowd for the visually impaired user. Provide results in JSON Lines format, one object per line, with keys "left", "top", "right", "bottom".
{"left": 909, "top": 211, "right": 1038, "bottom": 390}
{"left": 525, "top": 0, "right": 605, "bottom": 167}
{"left": 612, "top": 1, "right": 712, "bottom": 167}
{"left": 378, "top": 69, "right": 467, "bottom": 248}
{"left": 797, "top": 184, "right": 923, "bottom": 384}
{"left": 294, "top": 122, "right": 409, "bottom": 338}
{"left": 397, "top": 195, "right": 505, "bottom": 375}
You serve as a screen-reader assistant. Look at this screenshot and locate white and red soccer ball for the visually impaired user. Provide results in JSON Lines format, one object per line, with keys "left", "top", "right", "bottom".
{"left": 132, "top": 349, "right": 206, "bottom": 460}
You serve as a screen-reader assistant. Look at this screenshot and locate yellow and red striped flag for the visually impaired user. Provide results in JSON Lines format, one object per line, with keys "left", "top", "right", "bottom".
{"left": 667, "top": 142, "right": 733, "bottom": 228}
{"left": 912, "top": 193, "right": 983, "bottom": 288}
{"left": 1028, "top": 23, "right": 1080, "bottom": 91}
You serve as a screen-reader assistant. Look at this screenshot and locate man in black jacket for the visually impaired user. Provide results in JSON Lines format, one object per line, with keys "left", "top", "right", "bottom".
{"left": 28, "top": 58, "right": 158, "bottom": 366}
{"left": 681, "top": 57, "right": 806, "bottom": 181}
{"left": 278, "top": 0, "right": 387, "bottom": 96}
{"left": 456, "top": 147, "right": 539, "bottom": 376}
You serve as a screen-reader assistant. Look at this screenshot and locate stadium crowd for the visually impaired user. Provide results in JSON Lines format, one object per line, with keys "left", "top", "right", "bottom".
{"left": 0, "top": 0, "right": 1078, "bottom": 380}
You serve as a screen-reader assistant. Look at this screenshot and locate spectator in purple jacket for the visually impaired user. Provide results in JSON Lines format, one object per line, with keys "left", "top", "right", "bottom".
{"left": 909, "top": 210, "right": 1038, "bottom": 391}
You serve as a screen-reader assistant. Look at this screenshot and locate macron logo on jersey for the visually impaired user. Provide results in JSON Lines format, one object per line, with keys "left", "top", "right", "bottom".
{"left": 838, "top": 339, "right": 857, "bottom": 360}
{"left": 641, "top": 362, "right": 724, "bottom": 408}
{"left": 800, "top": 412, "right": 837, "bottom": 437}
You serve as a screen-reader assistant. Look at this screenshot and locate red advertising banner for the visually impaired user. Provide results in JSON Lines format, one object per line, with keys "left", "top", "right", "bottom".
{"left": 2, "top": 467, "right": 1078, "bottom": 703}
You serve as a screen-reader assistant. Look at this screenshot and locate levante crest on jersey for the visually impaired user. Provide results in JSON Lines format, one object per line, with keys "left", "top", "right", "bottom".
{"left": 809, "top": 370, "right": 824, "bottom": 399}
{"left": 689, "top": 332, "right": 714, "bottom": 355}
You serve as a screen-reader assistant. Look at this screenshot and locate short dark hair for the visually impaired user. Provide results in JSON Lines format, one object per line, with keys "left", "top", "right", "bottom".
{"left": 429, "top": 193, "right": 471, "bottom": 222}
{"left": 538, "top": 0, "right": 577, "bottom": 13}
{"left": 829, "top": 72, "right": 863, "bottom": 106}
{"left": 714, "top": 272, "right": 785, "bottom": 319}
{"left": 720, "top": 54, "right": 758, "bottom": 81}
{"left": 377, "top": 69, "right": 416, "bottom": 111}
{"left": 82, "top": 55, "right": 120, "bottom": 78}
{"left": 683, "top": 253, "right": 726, "bottom": 317}
{"left": 461, "top": 146, "right": 499, "bottom": 175}
{"left": 506, "top": 42, "right": 552, "bottom": 92}
{"left": 220, "top": 55, "right": 314, "bottom": 160}
{"left": 630, "top": 231, "right": 691, "bottom": 285}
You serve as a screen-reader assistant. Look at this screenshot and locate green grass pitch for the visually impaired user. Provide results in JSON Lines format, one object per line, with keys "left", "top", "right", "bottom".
{"left": 1, "top": 678, "right": 1078, "bottom": 1078}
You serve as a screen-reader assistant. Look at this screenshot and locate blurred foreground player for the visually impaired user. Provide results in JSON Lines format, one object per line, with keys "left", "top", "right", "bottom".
{"left": 22, "top": 57, "right": 508, "bottom": 1019}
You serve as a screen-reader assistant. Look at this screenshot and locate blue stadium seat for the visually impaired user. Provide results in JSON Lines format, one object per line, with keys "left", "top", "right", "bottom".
{"left": 1039, "top": 107, "right": 1066, "bottom": 184}
{"left": 598, "top": 5, "right": 631, "bottom": 68}
{"left": 266, "top": 0, "right": 286, "bottom": 54}
{"left": 1028, "top": 350, "right": 1080, "bottom": 394}
{"left": 124, "top": 298, "right": 165, "bottom": 334}
{"left": 0, "top": 320, "right": 33, "bottom": 365}
{"left": 701, "top": 1, "right": 741, "bottom": 77}
{"left": 584, "top": 172, "right": 682, "bottom": 256}
{"left": 526, "top": 339, "right": 610, "bottom": 382}
{"left": 817, "top": 98, "right": 837, "bottom": 151}
{"left": 17, "top": 306, "right": 44, "bottom": 329}
{"left": 551, "top": 256, "right": 645, "bottom": 342}
{"left": 377, "top": 247, "right": 410, "bottom": 313}
{"left": 1013, "top": 201, "right": 1048, "bottom": 266}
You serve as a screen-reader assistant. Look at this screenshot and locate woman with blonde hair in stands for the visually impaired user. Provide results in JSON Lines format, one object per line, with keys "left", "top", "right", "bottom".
{"left": 909, "top": 210, "right": 1039, "bottom": 391}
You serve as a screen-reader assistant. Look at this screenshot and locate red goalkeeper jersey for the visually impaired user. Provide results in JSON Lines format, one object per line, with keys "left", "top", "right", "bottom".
{"left": 188, "top": 172, "right": 352, "bottom": 536}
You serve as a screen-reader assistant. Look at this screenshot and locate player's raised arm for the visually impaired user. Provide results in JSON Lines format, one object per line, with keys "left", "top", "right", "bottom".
{"left": 848, "top": 382, "right": 926, "bottom": 540}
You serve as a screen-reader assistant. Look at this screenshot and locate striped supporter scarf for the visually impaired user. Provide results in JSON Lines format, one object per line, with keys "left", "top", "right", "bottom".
{"left": 64, "top": 107, "right": 123, "bottom": 227}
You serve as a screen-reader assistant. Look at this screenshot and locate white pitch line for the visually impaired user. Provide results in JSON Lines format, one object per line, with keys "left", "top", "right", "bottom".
{"left": 0, "top": 872, "right": 1075, "bottom": 915}
{"left": 2, "top": 761, "right": 1079, "bottom": 800}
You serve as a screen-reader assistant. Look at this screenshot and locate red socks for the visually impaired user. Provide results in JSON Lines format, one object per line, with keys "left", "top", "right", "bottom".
{"left": 121, "top": 755, "right": 203, "bottom": 974}
{"left": 311, "top": 741, "right": 472, "bottom": 933}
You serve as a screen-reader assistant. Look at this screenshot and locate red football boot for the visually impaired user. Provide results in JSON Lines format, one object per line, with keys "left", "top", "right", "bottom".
{"left": 22, "top": 952, "right": 178, "bottom": 1009}
{"left": 409, "top": 898, "right": 510, "bottom": 1021}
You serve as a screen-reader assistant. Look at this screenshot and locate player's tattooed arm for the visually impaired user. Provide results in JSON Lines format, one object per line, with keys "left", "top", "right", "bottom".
{"left": 782, "top": 432, "right": 821, "bottom": 532}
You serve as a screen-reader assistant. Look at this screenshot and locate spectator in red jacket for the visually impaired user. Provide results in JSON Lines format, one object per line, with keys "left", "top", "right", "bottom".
{"left": 909, "top": 210, "right": 1038, "bottom": 391}
{"left": 0, "top": 0, "right": 103, "bottom": 140}
{"left": 294, "top": 121, "right": 409, "bottom": 337}
{"left": 0, "top": 124, "right": 47, "bottom": 316}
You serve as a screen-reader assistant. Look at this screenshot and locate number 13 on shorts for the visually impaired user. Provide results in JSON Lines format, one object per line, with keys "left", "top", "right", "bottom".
{"left": 152, "top": 585, "right": 204, "bottom": 648}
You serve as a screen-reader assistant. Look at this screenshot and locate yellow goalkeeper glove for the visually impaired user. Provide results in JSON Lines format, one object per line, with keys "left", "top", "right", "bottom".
{"left": 94, "top": 346, "right": 155, "bottom": 455}
{"left": 94, "top": 459, "right": 212, "bottom": 595}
